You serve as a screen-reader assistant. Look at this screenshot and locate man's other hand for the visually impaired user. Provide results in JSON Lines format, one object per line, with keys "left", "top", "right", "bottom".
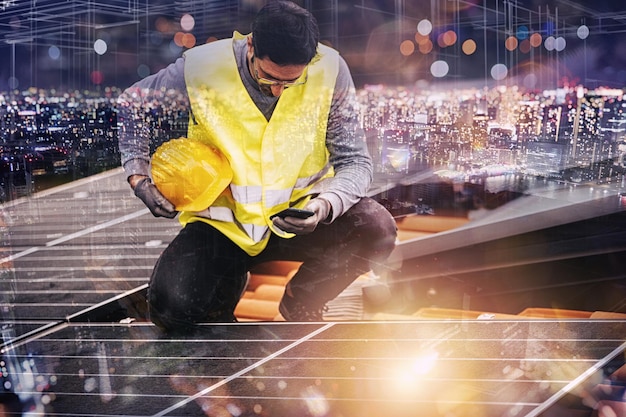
{"left": 272, "top": 198, "right": 330, "bottom": 234}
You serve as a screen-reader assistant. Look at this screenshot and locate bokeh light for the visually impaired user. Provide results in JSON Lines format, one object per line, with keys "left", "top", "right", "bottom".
{"left": 523, "top": 73, "right": 538, "bottom": 89}
{"left": 544, "top": 36, "right": 555, "bottom": 51}
{"left": 174, "top": 32, "right": 184, "bottom": 47}
{"left": 442, "top": 30, "right": 457, "bottom": 47}
{"left": 437, "top": 33, "right": 447, "bottom": 48}
{"left": 411, "top": 351, "right": 439, "bottom": 374}
{"left": 182, "top": 33, "right": 196, "bottom": 48}
{"left": 418, "top": 39, "right": 433, "bottom": 54}
{"left": 519, "top": 39, "right": 531, "bottom": 54}
{"left": 387, "top": 351, "right": 439, "bottom": 397}
{"left": 400, "top": 40, "right": 415, "bottom": 56}
{"left": 517, "top": 25, "right": 529, "bottom": 40}
{"left": 48, "top": 45, "right": 61, "bottom": 60}
{"left": 8, "top": 76, "right": 18, "bottom": 89}
{"left": 505, "top": 36, "right": 518, "bottom": 51}
{"left": 462, "top": 39, "right": 476, "bottom": 55}
{"left": 555, "top": 36, "right": 566, "bottom": 52}
{"left": 174, "top": 32, "right": 197, "bottom": 48}
{"left": 169, "top": 39, "right": 183, "bottom": 55}
{"left": 155, "top": 17, "right": 173, "bottom": 33}
{"left": 491, "top": 63, "right": 508, "bottom": 80}
{"left": 415, "top": 32, "right": 428, "bottom": 45}
{"left": 90, "top": 70, "right": 104, "bottom": 85}
{"left": 417, "top": 19, "right": 433, "bottom": 36}
{"left": 180, "top": 14, "right": 195, "bottom": 32}
{"left": 137, "top": 64, "right": 150, "bottom": 78}
{"left": 529, "top": 33, "right": 542, "bottom": 47}
{"left": 301, "top": 386, "right": 330, "bottom": 417}
{"left": 431, "top": 60, "right": 449, "bottom": 78}
{"left": 93, "top": 39, "right": 107, "bottom": 55}
{"left": 577, "top": 24, "right": 590, "bottom": 40}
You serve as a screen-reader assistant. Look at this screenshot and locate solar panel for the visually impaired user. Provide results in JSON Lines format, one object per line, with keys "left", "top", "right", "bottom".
{"left": 0, "top": 169, "right": 178, "bottom": 328}
{"left": 1, "top": 167, "right": 625, "bottom": 417}
{"left": 1, "top": 320, "right": 624, "bottom": 416}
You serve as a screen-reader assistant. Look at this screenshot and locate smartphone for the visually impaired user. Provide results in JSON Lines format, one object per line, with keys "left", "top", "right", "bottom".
{"left": 270, "top": 208, "right": 315, "bottom": 219}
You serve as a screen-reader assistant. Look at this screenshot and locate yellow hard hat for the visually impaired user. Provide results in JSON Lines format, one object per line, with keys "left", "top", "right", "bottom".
{"left": 151, "top": 137, "right": 232, "bottom": 212}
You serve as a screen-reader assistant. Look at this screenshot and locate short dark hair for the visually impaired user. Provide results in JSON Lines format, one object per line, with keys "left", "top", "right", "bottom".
{"left": 251, "top": 1, "right": 319, "bottom": 65}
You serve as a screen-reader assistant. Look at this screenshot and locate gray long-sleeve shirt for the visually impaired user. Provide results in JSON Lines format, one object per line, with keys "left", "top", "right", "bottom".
{"left": 117, "top": 37, "right": 372, "bottom": 221}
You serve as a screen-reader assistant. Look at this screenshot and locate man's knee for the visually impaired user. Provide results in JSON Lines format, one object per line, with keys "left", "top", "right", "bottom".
{"left": 147, "top": 273, "right": 245, "bottom": 332}
{"left": 354, "top": 197, "right": 397, "bottom": 251}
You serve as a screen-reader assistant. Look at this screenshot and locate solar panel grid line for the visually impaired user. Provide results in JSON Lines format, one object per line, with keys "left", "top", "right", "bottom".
{"left": 0, "top": 321, "right": 69, "bottom": 354}
{"left": 251, "top": 335, "right": 624, "bottom": 342}
{"left": 3, "top": 276, "right": 151, "bottom": 285}
{"left": 0, "top": 246, "right": 40, "bottom": 265}
{"left": 7, "top": 392, "right": 545, "bottom": 411}
{"left": 1, "top": 227, "right": 169, "bottom": 265}
{"left": 1, "top": 303, "right": 97, "bottom": 307}
{"left": 0, "top": 290, "right": 139, "bottom": 295}
{"left": 4, "top": 269, "right": 152, "bottom": 279}
{"left": 41, "top": 231, "right": 177, "bottom": 242}
{"left": 65, "top": 284, "right": 149, "bottom": 321}
{"left": 3, "top": 368, "right": 583, "bottom": 384}
{"left": 7, "top": 266, "right": 156, "bottom": 272}
{"left": 30, "top": 245, "right": 169, "bottom": 251}
{"left": 0, "top": 285, "right": 148, "bottom": 359}
{"left": 262, "top": 351, "right": 605, "bottom": 363}
{"left": 9, "top": 224, "right": 119, "bottom": 234}
{"left": 44, "top": 209, "right": 150, "bottom": 247}
{"left": 4, "top": 267, "right": 151, "bottom": 279}
{"left": 9, "top": 196, "right": 135, "bottom": 206}
{"left": 5, "top": 238, "right": 163, "bottom": 252}
{"left": 18, "top": 254, "right": 162, "bottom": 261}
{"left": 20, "top": 391, "right": 551, "bottom": 406}
{"left": 4, "top": 277, "right": 149, "bottom": 283}
{"left": 16, "top": 246, "right": 166, "bottom": 256}
{"left": 0, "top": 278, "right": 149, "bottom": 330}
{"left": 170, "top": 397, "right": 546, "bottom": 407}
{"left": 7, "top": 229, "right": 172, "bottom": 242}
{"left": 0, "top": 282, "right": 149, "bottom": 290}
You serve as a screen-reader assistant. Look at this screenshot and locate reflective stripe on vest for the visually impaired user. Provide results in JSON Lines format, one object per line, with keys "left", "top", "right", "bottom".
{"left": 181, "top": 32, "right": 339, "bottom": 255}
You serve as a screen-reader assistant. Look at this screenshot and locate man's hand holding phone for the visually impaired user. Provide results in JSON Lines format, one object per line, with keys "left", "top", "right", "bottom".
{"left": 271, "top": 198, "right": 331, "bottom": 235}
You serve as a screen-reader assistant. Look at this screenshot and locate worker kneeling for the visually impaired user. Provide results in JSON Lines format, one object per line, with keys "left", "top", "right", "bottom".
{"left": 118, "top": 1, "right": 397, "bottom": 331}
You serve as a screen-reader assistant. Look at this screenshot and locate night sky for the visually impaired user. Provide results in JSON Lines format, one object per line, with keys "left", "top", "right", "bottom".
{"left": 0, "top": 0, "right": 625, "bottom": 92}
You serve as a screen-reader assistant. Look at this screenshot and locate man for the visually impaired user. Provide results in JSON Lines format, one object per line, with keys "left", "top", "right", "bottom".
{"left": 118, "top": 1, "right": 397, "bottom": 330}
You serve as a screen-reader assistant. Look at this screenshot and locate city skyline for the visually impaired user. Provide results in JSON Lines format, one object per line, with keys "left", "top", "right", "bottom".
{"left": 2, "top": 80, "right": 625, "bottom": 205}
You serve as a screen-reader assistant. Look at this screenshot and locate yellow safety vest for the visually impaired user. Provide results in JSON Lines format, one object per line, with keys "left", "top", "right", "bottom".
{"left": 180, "top": 32, "right": 339, "bottom": 255}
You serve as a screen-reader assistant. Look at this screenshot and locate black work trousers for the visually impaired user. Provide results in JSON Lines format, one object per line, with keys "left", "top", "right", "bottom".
{"left": 147, "top": 197, "right": 397, "bottom": 330}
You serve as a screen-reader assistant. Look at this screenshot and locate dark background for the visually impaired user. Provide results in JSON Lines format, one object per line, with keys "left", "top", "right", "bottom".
{"left": 1, "top": 0, "right": 625, "bottom": 92}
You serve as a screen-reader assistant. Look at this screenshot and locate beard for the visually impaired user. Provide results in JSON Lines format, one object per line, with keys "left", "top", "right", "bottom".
{"left": 258, "top": 83, "right": 275, "bottom": 97}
